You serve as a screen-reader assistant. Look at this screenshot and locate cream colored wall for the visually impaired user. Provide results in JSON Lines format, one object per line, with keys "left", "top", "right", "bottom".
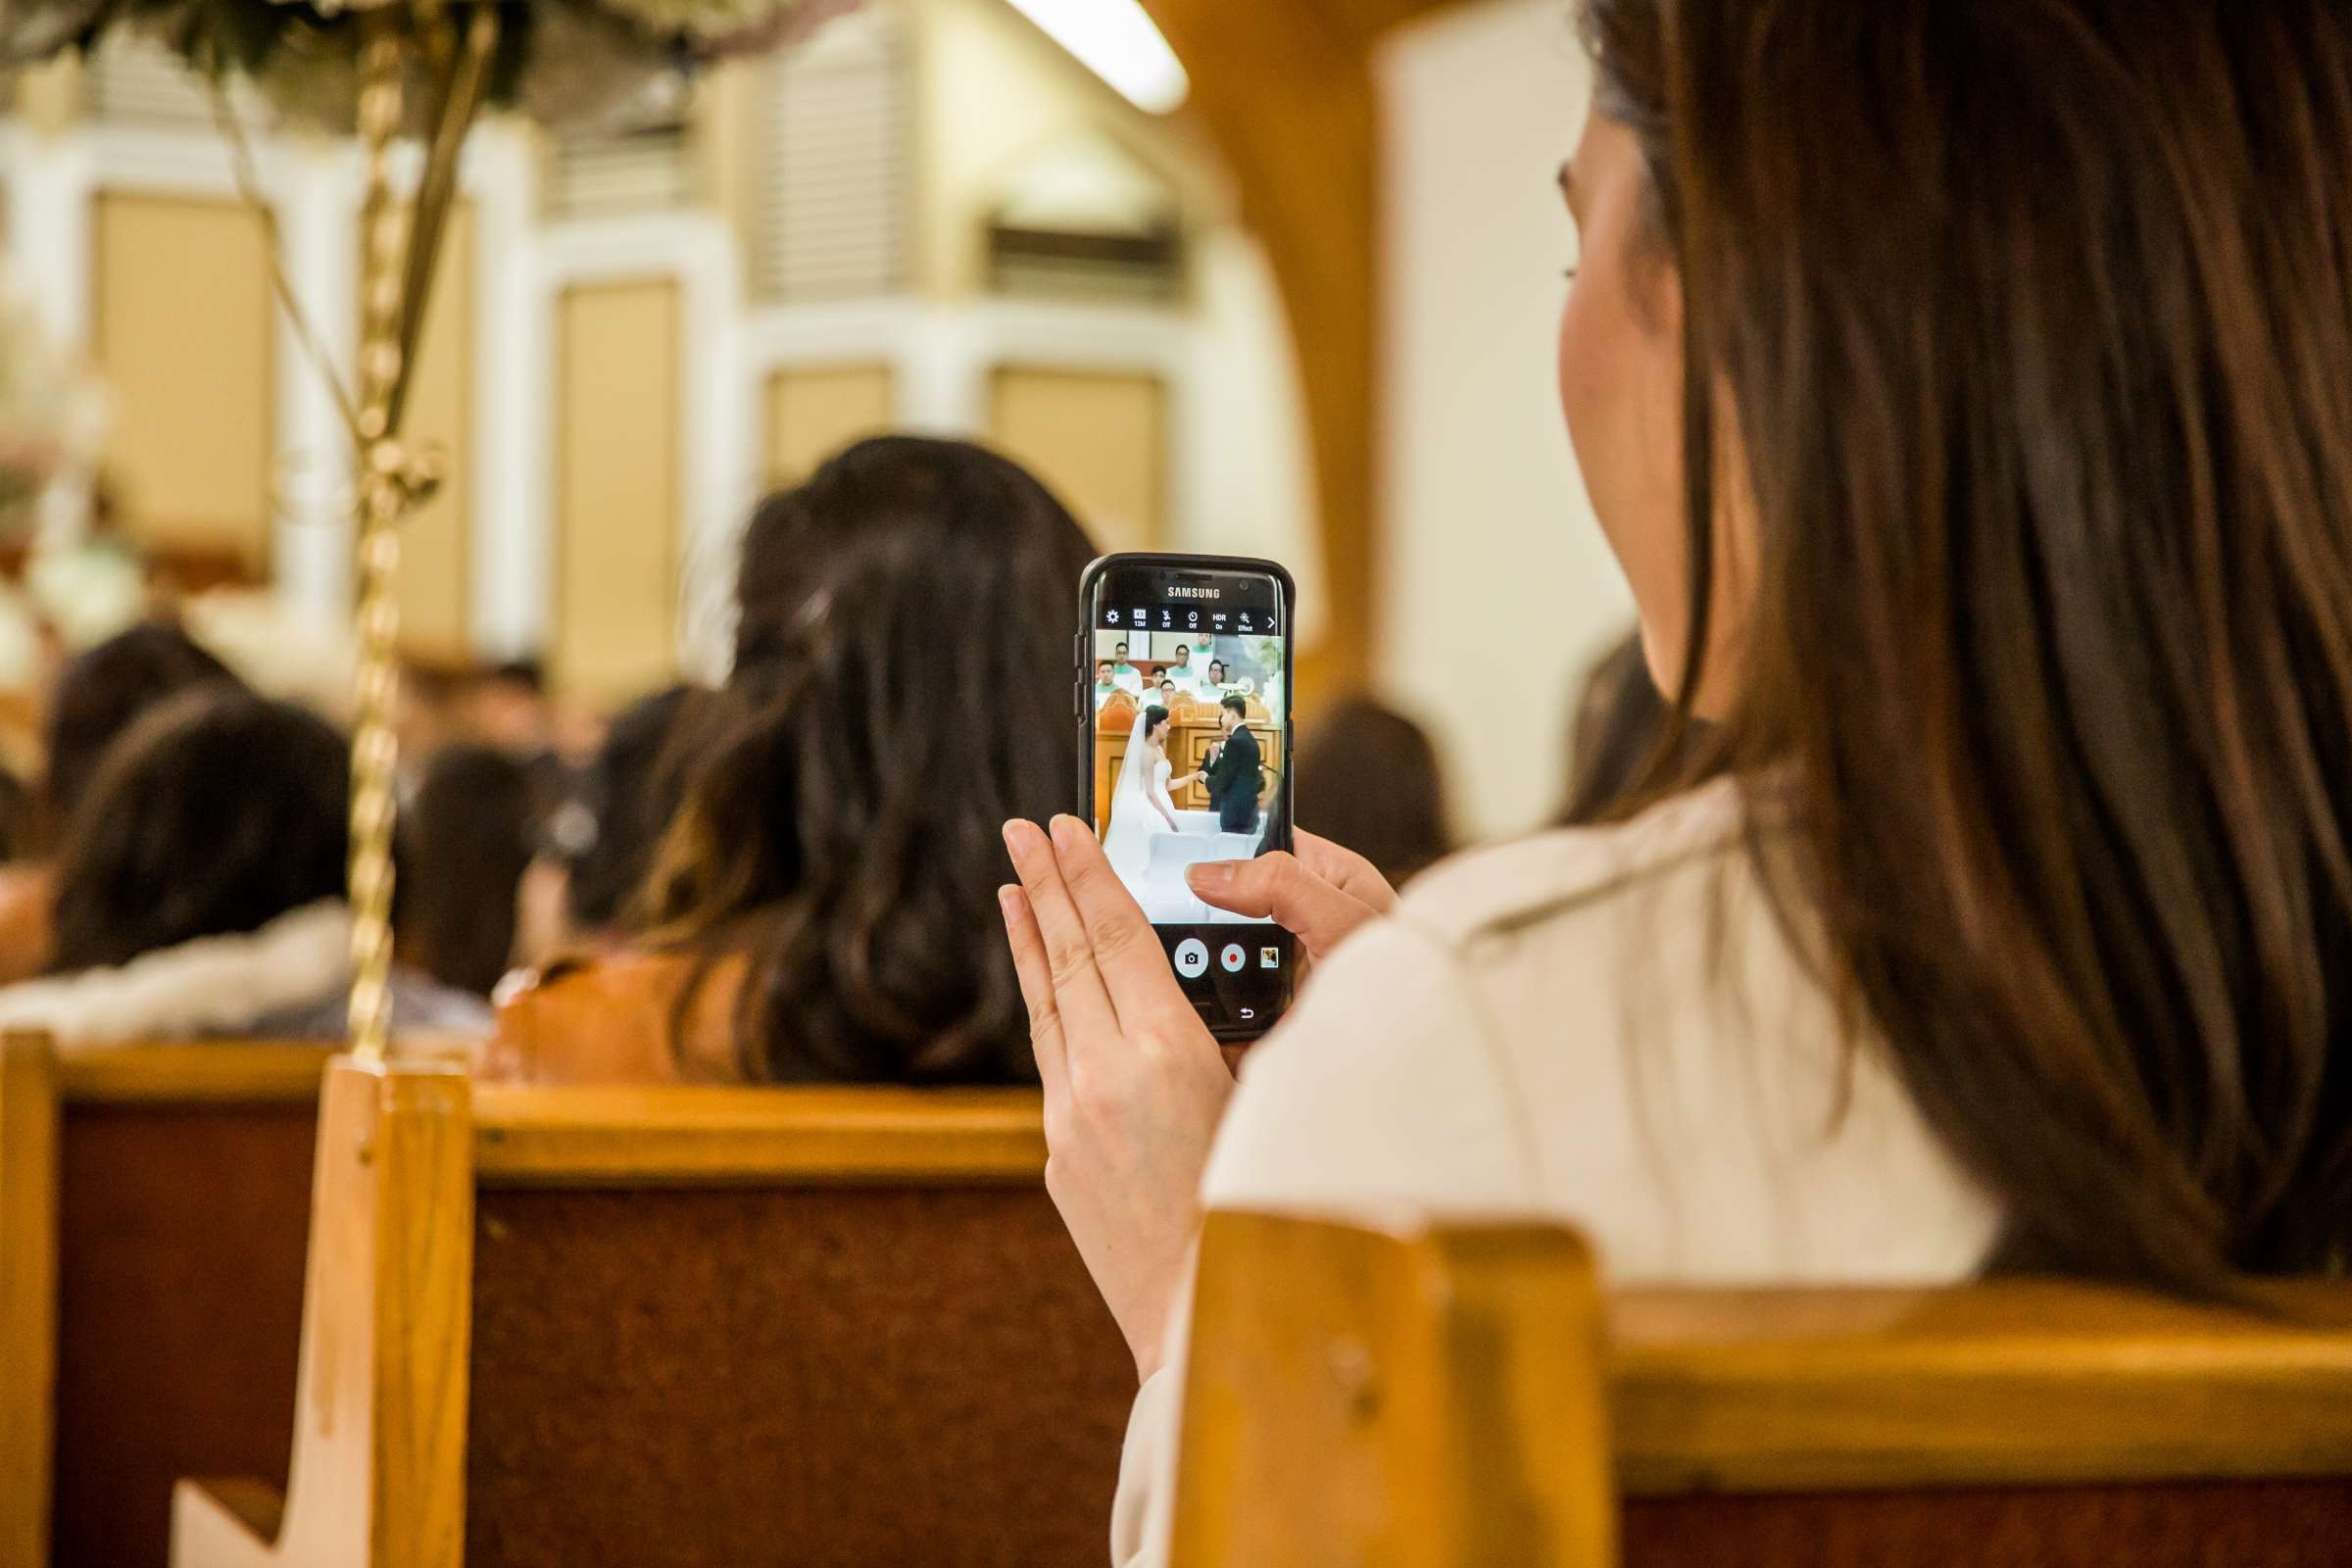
{"left": 91, "top": 193, "right": 275, "bottom": 570}
{"left": 988, "top": 366, "right": 1166, "bottom": 553}
{"left": 765, "top": 365, "right": 895, "bottom": 488}
{"left": 392, "top": 202, "right": 475, "bottom": 663}
{"left": 908, "top": 0, "right": 1223, "bottom": 299}
{"left": 554, "top": 280, "right": 681, "bottom": 702}
{"left": 1374, "top": 0, "right": 1635, "bottom": 837}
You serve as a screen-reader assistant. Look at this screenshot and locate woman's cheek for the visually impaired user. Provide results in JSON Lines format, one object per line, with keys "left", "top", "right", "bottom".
{"left": 1558, "top": 271, "right": 1692, "bottom": 699}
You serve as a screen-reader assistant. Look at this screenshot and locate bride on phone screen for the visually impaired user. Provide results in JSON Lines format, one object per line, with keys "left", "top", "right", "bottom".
{"left": 1103, "top": 706, "right": 1195, "bottom": 879}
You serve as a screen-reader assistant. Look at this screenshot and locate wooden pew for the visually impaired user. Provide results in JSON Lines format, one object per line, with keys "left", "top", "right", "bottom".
{"left": 0, "top": 1033, "right": 334, "bottom": 1568}
{"left": 173, "top": 1057, "right": 1137, "bottom": 1568}
{"left": 0, "top": 1032, "right": 60, "bottom": 1568}
{"left": 1170, "top": 1211, "right": 2352, "bottom": 1567}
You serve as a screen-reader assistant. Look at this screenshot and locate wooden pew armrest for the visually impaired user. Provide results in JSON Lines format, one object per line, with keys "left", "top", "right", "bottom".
{"left": 171, "top": 1477, "right": 287, "bottom": 1565}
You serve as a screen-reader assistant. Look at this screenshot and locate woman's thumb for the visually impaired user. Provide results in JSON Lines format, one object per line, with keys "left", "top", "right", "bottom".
{"left": 1186, "top": 853, "right": 1378, "bottom": 962}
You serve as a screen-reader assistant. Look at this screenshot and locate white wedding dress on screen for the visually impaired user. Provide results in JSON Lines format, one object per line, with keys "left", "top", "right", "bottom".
{"left": 1104, "top": 710, "right": 1178, "bottom": 882}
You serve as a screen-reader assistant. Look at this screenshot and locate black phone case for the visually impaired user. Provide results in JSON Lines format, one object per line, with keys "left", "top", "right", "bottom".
{"left": 1076, "top": 552, "right": 1299, "bottom": 1040}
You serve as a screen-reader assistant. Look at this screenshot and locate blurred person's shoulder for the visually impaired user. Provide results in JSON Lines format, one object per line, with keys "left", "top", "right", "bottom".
{"left": 484, "top": 948, "right": 749, "bottom": 1086}
{"left": 1394, "top": 776, "right": 1755, "bottom": 956}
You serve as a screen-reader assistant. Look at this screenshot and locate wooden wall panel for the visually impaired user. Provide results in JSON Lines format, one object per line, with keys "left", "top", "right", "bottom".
{"left": 553, "top": 281, "right": 680, "bottom": 704}
{"left": 92, "top": 193, "right": 275, "bottom": 574}
{"left": 385, "top": 202, "right": 475, "bottom": 664}
{"left": 987, "top": 367, "right": 1166, "bottom": 556}
{"left": 764, "top": 364, "right": 894, "bottom": 490}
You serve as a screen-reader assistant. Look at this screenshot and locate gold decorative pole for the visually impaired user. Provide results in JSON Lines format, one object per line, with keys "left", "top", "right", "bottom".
{"left": 346, "top": 29, "right": 411, "bottom": 1065}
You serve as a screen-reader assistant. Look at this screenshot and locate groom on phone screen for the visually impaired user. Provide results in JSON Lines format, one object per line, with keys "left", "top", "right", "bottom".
{"left": 1202, "top": 693, "right": 1263, "bottom": 833}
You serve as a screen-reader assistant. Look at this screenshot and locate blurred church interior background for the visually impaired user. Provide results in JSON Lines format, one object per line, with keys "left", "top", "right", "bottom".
{"left": 0, "top": 0, "right": 1632, "bottom": 838}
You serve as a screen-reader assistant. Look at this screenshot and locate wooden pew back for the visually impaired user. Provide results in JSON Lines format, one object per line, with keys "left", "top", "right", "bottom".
{"left": 30, "top": 1041, "right": 332, "bottom": 1568}
{"left": 175, "top": 1064, "right": 1137, "bottom": 1568}
{"left": 0, "top": 1034, "right": 60, "bottom": 1568}
{"left": 465, "top": 1086, "right": 1134, "bottom": 1567}
{"left": 1172, "top": 1211, "right": 2352, "bottom": 1568}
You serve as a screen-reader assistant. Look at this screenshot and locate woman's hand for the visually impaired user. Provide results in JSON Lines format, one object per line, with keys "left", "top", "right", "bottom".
{"left": 1182, "top": 830, "right": 1398, "bottom": 967}
{"left": 1000, "top": 814, "right": 1235, "bottom": 1382}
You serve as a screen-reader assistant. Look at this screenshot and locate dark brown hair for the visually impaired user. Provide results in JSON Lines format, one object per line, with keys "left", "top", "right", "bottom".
{"left": 1295, "top": 697, "right": 1453, "bottom": 886}
{"left": 651, "top": 436, "right": 1097, "bottom": 1084}
{"left": 558, "top": 683, "right": 701, "bottom": 936}
{"left": 405, "top": 742, "right": 537, "bottom": 997}
{"left": 1585, "top": 0, "right": 2352, "bottom": 1286}
{"left": 40, "top": 621, "right": 239, "bottom": 850}
{"left": 50, "top": 688, "right": 348, "bottom": 974}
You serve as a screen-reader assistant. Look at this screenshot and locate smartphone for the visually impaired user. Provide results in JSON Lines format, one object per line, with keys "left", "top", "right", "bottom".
{"left": 1077, "top": 553, "right": 1297, "bottom": 1040}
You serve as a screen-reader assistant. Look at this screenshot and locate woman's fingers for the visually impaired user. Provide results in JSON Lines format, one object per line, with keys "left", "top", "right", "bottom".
{"left": 1184, "top": 850, "right": 1384, "bottom": 964}
{"left": 1295, "top": 830, "right": 1401, "bottom": 914}
{"left": 1002, "top": 818, "right": 1121, "bottom": 1046}
{"left": 1047, "top": 814, "right": 1197, "bottom": 1031}
{"left": 997, "top": 883, "right": 1067, "bottom": 1096}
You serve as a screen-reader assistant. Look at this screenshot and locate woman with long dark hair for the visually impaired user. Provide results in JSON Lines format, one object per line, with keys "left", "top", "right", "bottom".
{"left": 0, "top": 620, "right": 243, "bottom": 985}
{"left": 996, "top": 5, "right": 2352, "bottom": 1559}
{"left": 488, "top": 435, "right": 1096, "bottom": 1083}
{"left": 0, "top": 688, "right": 487, "bottom": 1042}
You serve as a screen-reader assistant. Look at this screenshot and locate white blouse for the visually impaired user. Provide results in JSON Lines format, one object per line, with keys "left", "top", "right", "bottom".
{"left": 1109, "top": 777, "right": 2001, "bottom": 1564}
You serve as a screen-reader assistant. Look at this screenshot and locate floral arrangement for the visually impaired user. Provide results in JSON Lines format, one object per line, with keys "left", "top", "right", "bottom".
{"left": 0, "top": 0, "right": 856, "bottom": 131}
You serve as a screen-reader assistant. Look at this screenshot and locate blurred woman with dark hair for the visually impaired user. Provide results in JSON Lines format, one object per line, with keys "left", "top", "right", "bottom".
{"left": 487, "top": 435, "right": 1096, "bottom": 1084}
{"left": 0, "top": 619, "right": 243, "bottom": 986}
{"left": 0, "top": 687, "right": 487, "bottom": 1043}
{"left": 37, "top": 620, "right": 239, "bottom": 847}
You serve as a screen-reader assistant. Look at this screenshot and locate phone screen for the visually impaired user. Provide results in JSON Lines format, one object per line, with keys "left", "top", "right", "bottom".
{"left": 1079, "top": 556, "right": 1295, "bottom": 1039}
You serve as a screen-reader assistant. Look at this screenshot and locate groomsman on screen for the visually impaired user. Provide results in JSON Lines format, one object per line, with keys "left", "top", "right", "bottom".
{"left": 1165, "top": 643, "right": 1201, "bottom": 698}
{"left": 1110, "top": 641, "right": 1145, "bottom": 694}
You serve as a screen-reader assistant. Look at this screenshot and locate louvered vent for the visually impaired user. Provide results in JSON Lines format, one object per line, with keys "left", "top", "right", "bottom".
{"left": 88, "top": 34, "right": 265, "bottom": 128}
{"left": 987, "top": 224, "right": 1182, "bottom": 304}
{"left": 552, "top": 117, "right": 694, "bottom": 220}
{"left": 757, "top": 3, "right": 908, "bottom": 301}
{"left": 984, "top": 131, "right": 1184, "bottom": 305}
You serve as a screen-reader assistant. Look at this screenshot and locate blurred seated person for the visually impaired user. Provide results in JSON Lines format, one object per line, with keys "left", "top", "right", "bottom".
{"left": 404, "top": 743, "right": 540, "bottom": 998}
{"left": 0, "top": 688, "right": 488, "bottom": 1044}
{"left": 514, "top": 684, "right": 700, "bottom": 967}
{"left": 467, "top": 658, "right": 551, "bottom": 754}
{"left": 1202, "top": 658, "right": 1229, "bottom": 692}
{"left": 1092, "top": 659, "right": 1122, "bottom": 710}
{"left": 1156, "top": 677, "right": 1181, "bottom": 710}
{"left": 1293, "top": 696, "right": 1453, "bottom": 886}
{"left": 0, "top": 620, "right": 242, "bottom": 987}
{"left": 1110, "top": 641, "right": 1144, "bottom": 693}
{"left": 1557, "top": 628, "right": 1714, "bottom": 825}
{"left": 484, "top": 435, "right": 1096, "bottom": 1084}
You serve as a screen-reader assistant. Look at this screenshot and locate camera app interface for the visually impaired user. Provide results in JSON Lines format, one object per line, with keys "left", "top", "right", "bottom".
{"left": 1088, "top": 570, "right": 1290, "bottom": 1029}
